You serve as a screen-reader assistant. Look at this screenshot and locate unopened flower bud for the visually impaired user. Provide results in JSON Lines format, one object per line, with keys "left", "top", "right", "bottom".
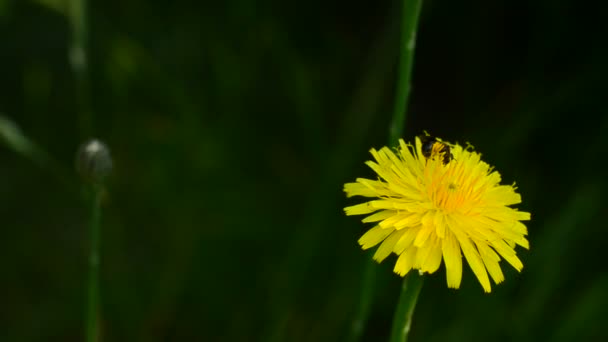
{"left": 76, "top": 139, "right": 112, "bottom": 184}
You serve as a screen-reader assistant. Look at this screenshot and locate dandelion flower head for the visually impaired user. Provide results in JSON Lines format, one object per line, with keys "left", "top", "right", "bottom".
{"left": 344, "top": 136, "right": 530, "bottom": 292}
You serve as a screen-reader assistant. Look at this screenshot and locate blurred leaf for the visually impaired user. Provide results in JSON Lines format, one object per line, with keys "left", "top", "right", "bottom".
{"left": 0, "top": 115, "right": 40, "bottom": 160}
{"left": 0, "top": 115, "right": 78, "bottom": 196}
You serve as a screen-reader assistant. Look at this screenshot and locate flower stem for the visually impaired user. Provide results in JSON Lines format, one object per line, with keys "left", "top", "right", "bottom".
{"left": 387, "top": 1, "right": 425, "bottom": 337}
{"left": 389, "top": 0, "right": 423, "bottom": 146}
{"left": 69, "top": 0, "right": 92, "bottom": 137}
{"left": 389, "top": 272, "right": 424, "bottom": 342}
{"left": 86, "top": 186, "right": 103, "bottom": 342}
{"left": 349, "top": 0, "right": 424, "bottom": 341}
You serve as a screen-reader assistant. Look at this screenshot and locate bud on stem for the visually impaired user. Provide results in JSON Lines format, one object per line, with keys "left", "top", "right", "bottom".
{"left": 76, "top": 139, "right": 112, "bottom": 184}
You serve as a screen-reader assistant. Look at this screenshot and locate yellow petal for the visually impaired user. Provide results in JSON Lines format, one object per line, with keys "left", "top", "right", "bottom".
{"left": 394, "top": 212, "right": 422, "bottom": 229}
{"left": 483, "top": 207, "right": 530, "bottom": 222}
{"left": 344, "top": 182, "right": 377, "bottom": 198}
{"left": 344, "top": 202, "right": 376, "bottom": 216}
{"left": 394, "top": 246, "right": 417, "bottom": 276}
{"left": 393, "top": 226, "right": 421, "bottom": 254}
{"left": 490, "top": 239, "right": 524, "bottom": 271}
{"left": 382, "top": 146, "right": 401, "bottom": 166}
{"left": 470, "top": 216, "right": 529, "bottom": 249}
{"left": 413, "top": 224, "right": 433, "bottom": 247}
{"left": 420, "top": 210, "right": 435, "bottom": 227}
{"left": 517, "top": 211, "right": 531, "bottom": 221}
{"left": 378, "top": 214, "right": 405, "bottom": 229}
{"left": 368, "top": 200, "right": 400, "bottom": 210}
{"left": 373, "top": 230, "right": 405, "bottom": 262}
{"left": 389, "top": 164, "right": 417, "bottom": 191}
{"left": 414, "top": 235, "right": 436, "bottom": 269}
{"left": 422, "top": 237, "right": 443, "bottom": 273}
{"left": 393, "top": 202, "right": 429, "bottom": 212}
{"left": 476, "top": 242, "right": 504, "bottom": 285}
{"left": 362, "top": 210, "right": 396, "bottom": 223}
{"left": 485, "top": 185, "right": 522, "bottom": 205}
{"left": 357, "top": 178, "right": 390, "bottom": 193}
{"left": 442, "top": 232, "right": 463, "bottom": 289}
{"left": 453, "top": 228, "right": 491, "bottom": 292}
{"left": 434, "top": 212, "right": 446, "bottom": 238}
{"left": 388, "top": 182, "right": 416, "bottom": 198}
{"left": 358, "top": 225, "right": 394, "bottom": 249}
{"left": 414, "top": 137, "right": 426, "bottom": 169}
{"left": 510, "top": 221, "right": 528, "bottom": 235}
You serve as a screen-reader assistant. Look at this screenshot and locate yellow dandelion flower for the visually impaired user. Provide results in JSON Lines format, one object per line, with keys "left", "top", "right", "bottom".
{"left": 344, "top": 136, "right": 530, "bottom": 292}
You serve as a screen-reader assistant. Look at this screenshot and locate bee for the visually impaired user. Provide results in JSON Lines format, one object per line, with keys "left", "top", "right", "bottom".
{"left": 419, "top": 135, "right": 453, "bottom": 164}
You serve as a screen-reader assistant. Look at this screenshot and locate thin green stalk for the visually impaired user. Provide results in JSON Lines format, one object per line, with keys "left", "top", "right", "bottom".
{"left": 389, "top": 272, "right": 424, "bottom": 342}
{"left": 86, "top": 186, "right": 103, "bottom": 342}
{"left": 69, "top": 0, "right": 92, "bottom": 137}
{"left": 389, "top": 0, "right": 423, "bottom": 146}
{"left": 349, "top": 0, "right": 424, "bottom": 341}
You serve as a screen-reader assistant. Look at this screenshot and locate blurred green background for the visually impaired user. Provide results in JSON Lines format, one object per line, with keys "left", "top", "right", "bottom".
{"left": 1, "top": 0, "right": 608, "bottom": 341}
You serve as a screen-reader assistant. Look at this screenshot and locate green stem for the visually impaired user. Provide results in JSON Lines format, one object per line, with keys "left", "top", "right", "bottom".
{"left": 389, "top": 0, "right": 423, "bottom": 146}
{"left": 389, "top": 272, "right": 424, "bottom": 342}
{"left": 388, "top": 3, "right": 424, "bottom": 340}
{"left": 86, "top": 186, "right": 103, "bottom": 342}
{"left": 69, "top": 0, "right": 92, "bottom": 137}
{"left": 349, "top": 1, "right": 424, "bottom": 341}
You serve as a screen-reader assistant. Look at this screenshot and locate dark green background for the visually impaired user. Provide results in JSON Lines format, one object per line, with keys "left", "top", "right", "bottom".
{"left": 1, "top": 0, "right": 607, "bottom": 341}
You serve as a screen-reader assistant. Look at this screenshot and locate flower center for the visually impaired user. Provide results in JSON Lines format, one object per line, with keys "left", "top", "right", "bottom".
{"left": 425, "top": 160, "right": 473, "bottom": 213}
